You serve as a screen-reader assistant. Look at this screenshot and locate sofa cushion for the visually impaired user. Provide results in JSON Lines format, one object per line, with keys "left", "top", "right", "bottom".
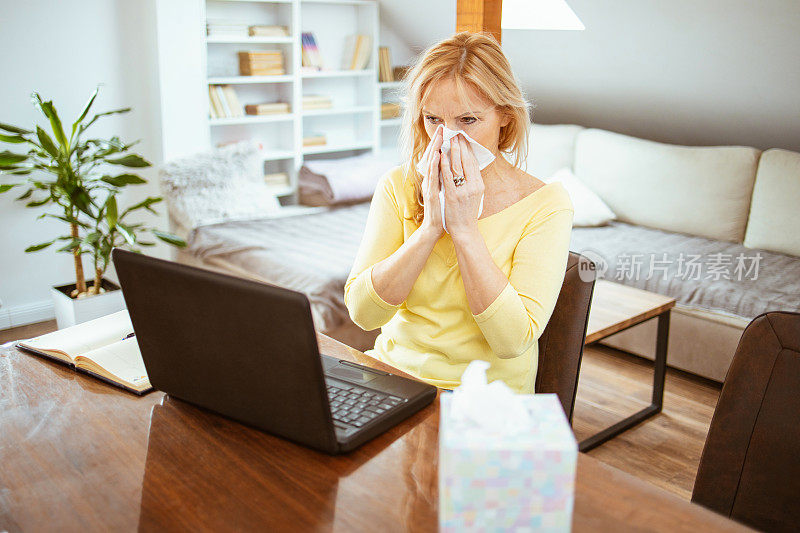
{"left": 570, "top": 222, "right": 800, "bottom": 320}
{"left": 574, "top": 129, "right": 760, "bottom": 242}
{"left": 526, "top": 123, "right": 584, "bottom": 178}
{"left": 543, "top": 167, "right": 616, "bottom": 227}
{"left": 744, "top": 148, "right": 800, "bottom": 257}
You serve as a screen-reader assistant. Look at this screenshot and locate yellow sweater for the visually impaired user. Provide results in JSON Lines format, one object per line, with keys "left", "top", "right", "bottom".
{"left": 344, "top": 164, "right": 574, "bottom": 394}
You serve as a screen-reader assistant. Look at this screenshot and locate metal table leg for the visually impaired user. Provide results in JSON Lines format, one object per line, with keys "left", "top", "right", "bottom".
{"left": 579, "top": 310, "right": 670, "bottom": 452}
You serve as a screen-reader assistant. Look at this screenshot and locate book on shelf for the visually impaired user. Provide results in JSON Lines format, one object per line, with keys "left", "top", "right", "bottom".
{"left": 264, "top": 172, "right": 290, "bottom": 187}
{"left": 238, "top": 50, "right": 285, "bottom": 76}
{"left": 381, "top": 102, "right": 401, "bottom": 120}
{"left": 393, "top": 65, "right": 410, "bottom": 81}
{"left": 222, "top": 85, "right": 244, "bottom": 116}
{"left": 209, "top": 85, "right": 244, "bottom": 119}
{"left": 249, "top": 25, "right": 289, "bottom": 37}
{"left": 342, "top": 34, "right": 372, "bottom": 70}
{"left": 302, "top": 94, "right": 333, "bottom": 110}
{"left": 215, "top": 140, "right": 265, "bottom": 149}
{"left": 208, "top": 86, "right": 222, "bottom": 118}
{"left": 379, "top": 46, "right": 394, "bottom": 82}
{"left": 303, "top": 134, "right": 327, "bottom": 147}
{"left": 16, "top": 310, "right": 153, "bottom": 395}
{"left": 207, "top": 20, "right": 250, "bottom": 38}
{"left": 245, "top": 102, "right": 291, "bottom": 115}
{"left": 302, "top": 94, "right": 332, "bottom": 103}
{"left": 301, "top": 32, "right": 324, "bottom": 70}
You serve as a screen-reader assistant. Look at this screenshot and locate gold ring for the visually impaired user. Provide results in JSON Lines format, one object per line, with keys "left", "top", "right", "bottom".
{"left": 453, "top": 175, "right": 465, "bottom": 186}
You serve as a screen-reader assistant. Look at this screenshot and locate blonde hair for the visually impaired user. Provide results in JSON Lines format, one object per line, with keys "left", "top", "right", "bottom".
{"left": 398, "top": 31, "right": 532, "bottom": 226}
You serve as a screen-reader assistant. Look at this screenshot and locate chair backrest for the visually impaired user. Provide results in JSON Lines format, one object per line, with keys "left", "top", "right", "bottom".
{"left": 692, "top": 311, "right": 800, "bottom": 531}
{"left": 536, "top": 252, "right": 596, "bottom": 422}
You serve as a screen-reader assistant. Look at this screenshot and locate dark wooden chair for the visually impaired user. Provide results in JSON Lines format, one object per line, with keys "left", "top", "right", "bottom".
{"left": 536, "top": 251, "right": 596, "bottom": 422}
{"left": 692, "top": 311, "right": 800, "bottom": 532}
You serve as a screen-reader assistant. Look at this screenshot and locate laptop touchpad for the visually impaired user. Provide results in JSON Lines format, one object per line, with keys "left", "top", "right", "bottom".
{"left": 327, "top": 366, "right": 378, "bottom": 384}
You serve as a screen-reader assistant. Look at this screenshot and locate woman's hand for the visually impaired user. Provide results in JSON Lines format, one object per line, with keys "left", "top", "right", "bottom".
{"left": 440, "top": 134, "right": 485, "bottom": 237}
{"left": 420, "top": 124, "right": 445, "bottom": 239}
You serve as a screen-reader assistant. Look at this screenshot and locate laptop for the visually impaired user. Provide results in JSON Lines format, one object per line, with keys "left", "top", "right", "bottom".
{"left": 112, "top": 248, "right": 437, "bottom": 454}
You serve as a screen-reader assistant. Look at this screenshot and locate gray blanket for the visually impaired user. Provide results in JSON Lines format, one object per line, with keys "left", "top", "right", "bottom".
{"left": 569, "top": 222, "right": 800, "bottom": 319}
{"left": 187, "top": 205, "right": 800, "bottom": 332}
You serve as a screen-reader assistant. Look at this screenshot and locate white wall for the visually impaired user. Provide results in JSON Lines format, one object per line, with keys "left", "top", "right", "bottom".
{"left": 503, "top": 0, "right": 800, "bottom": 151}
{"left": 0, "top": 0, "right": 169, "bottom": 328}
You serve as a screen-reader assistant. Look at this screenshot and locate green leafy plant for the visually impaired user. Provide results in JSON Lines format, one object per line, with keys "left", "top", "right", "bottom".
{"left": 0, "top": 87, "right": 185, "bottom": 298}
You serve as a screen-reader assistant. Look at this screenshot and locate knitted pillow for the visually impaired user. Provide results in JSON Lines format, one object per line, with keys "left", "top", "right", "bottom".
{"left": 160, "top": 141, "right": 281, "bottom": 229}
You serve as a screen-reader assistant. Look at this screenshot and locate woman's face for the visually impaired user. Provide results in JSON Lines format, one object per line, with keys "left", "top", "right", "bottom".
{"left": 421, "top": 77, "right": 510, "bottom": 155}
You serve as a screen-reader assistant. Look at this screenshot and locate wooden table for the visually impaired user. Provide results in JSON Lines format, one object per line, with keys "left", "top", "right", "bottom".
{"left": 579, "top": 280, "right": 676, "bottom": 452}
{"left": 0, "top": 333, "right": 746, "bottom": 532}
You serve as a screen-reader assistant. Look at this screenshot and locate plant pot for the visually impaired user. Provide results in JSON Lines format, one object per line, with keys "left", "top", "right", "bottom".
{"left": 51, "top": 278, "right": 126, "bottom": 329}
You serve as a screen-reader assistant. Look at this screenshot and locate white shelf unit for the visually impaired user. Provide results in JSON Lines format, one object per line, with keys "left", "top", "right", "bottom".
{"left": 203, "top": 0, "right": 383, "bottom": 204}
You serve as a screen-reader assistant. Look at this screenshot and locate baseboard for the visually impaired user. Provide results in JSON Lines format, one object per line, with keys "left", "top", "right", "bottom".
{"left": 0, "top": 300, "right": 55, "bottom": 330}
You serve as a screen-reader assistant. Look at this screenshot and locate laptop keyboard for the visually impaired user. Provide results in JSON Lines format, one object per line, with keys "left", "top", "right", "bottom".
{"left": 327, "top": 382, "right": 406, "bottom": 428}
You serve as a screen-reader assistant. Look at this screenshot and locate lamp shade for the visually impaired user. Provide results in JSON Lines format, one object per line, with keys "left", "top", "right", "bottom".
{"left": 501, "top": 0, "right": 585, "bottom": 30}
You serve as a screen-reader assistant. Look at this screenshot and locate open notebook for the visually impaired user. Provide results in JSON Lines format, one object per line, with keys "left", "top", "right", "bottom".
{"left": 16, "top": 310, "right": 152, "bottom": 395}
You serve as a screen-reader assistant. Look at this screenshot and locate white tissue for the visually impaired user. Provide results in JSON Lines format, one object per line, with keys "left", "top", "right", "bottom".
{"left": 416, "top": 126, "right": 496, "bottom": 234}
{"left": 416, "top": 126, "right": 497, "bottom": 174}
{"left": 449, "top": 360, "right": 534, "bottom": 436}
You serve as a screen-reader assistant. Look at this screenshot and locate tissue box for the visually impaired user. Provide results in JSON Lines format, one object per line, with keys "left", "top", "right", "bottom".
{"left": 438, "top": 393, "right": 577, "bottom": 532}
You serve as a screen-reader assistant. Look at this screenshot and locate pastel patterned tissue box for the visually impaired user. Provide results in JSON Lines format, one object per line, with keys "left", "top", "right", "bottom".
{"left": 438, "top": 392, "right": 578, "bottom": 532}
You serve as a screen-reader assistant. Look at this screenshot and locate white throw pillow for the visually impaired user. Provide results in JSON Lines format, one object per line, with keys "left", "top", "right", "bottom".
{"left": 543, "top": 167, "right": 616, "bottom": 227}
{"left": 160, "top": 140, "right": 281, "bottom": 229}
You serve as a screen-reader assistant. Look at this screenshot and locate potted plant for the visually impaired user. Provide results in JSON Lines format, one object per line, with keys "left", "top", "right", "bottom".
{"left": 0, "top": 87, "right": 186, "bottom": 328}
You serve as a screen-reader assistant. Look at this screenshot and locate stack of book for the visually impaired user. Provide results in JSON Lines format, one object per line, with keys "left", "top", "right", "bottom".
{"left": 208, "top": 85, "right": 244, "bottom": 119}
{"left": 207, "top": 20, "right": 249, "bottom": 39}
{"left": 342, "top": 34, "right": 372, "bottom": 70}
{"left": 303, "top": 94, "right": 333, "bottom": 110}
{"left": 303, "top": 133, "right": 327, "bottom": 147}
{"left": 301, "top": 33, "right": 324, "bottom": 70}
{"left": 238, "top": 50, "right": 285, "bottom": 76}
{"left": 264, "top": 172, "right": 290, "bottom": 187}
{"left": 245, "top": 102, "right": 291, "bottom": 116}
{"left": 249, "top": 25, "right": 288, "bottom": 37}
{"left": 381, "top": 102, "right": 401, "bottom": 120}
{"left": 379, "top": 47, "right": 394, "bottom": 82}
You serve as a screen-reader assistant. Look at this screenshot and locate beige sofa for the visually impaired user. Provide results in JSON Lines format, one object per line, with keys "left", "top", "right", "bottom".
{"left": 529, "top": 124, "right": 800, "bottom": 382}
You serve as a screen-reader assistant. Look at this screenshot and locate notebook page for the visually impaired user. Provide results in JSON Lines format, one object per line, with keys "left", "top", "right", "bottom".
{"left": 77, "top": 336, "right": 150, "bottom": 388}
{"left": 22, "top": 310, "right": 134, "bottom": 360}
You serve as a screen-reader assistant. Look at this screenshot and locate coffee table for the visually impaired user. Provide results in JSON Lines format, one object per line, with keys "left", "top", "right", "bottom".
{"left": 578, "top": 280, "right": 676, "bottom": 452}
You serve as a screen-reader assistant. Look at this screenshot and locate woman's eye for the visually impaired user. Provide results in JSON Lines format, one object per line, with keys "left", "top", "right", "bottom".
{"left": 424, "top": 115, "right": 476, "bottom": 124}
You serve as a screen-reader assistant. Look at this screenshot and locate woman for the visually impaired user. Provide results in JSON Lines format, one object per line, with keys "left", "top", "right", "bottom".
{"left": 344, "top": 32, "right": 574, "bottom": 394}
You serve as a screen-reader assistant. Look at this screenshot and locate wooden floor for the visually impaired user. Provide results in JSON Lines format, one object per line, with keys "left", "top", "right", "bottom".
{"left": 0, "top": 320, "right": 56, "bottom": 345}
{"left": 574, "top": 344, "right": 721, "bottom": 500}
{"left": 1, "top": 321, "right": 720, "bottom": 501}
